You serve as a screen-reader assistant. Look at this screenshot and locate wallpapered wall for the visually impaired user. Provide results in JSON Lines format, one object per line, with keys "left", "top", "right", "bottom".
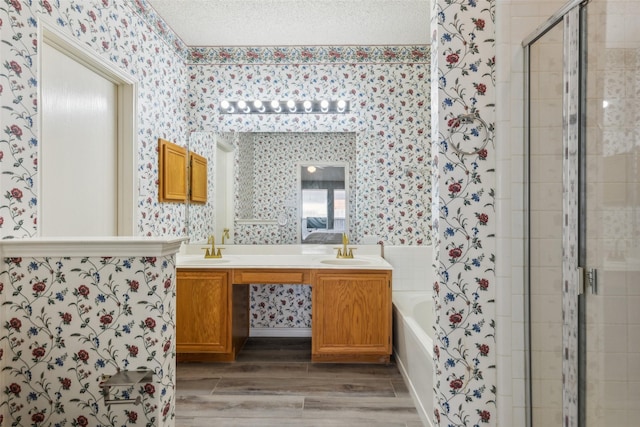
{"left": 184, "top": 132, "right": 216, "bottom": 241}
{"left": 431, "top": 0, "right": 497, "bottom": 426}
{"left": 0, "top": 0, "right": 192, "bottom": 240}
{"left": 235, "top": 132, "right": 357, "bottom": 244}
{"left": 233, "top": 133, "right": 255, "bottom": 222}
{"left": 0, "top": 0, "right": 191, "bottom": 425}
{"left": 185, "top": 47, "right": 432, "bottom": 330}
{"left": 2, "top": 254, "right": 177, "bottom": 427}
{"left": 187, "top": 49, "right": 432, "bottom": 247}
{"left": 0, "top": 0, "right": 501, "bottom": 425}
{"left": 0, "top": 0, "right": 432, "bottom": 245}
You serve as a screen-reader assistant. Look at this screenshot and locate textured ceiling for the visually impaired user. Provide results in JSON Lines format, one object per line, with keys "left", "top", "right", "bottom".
{"left": 146, "top": 0, "right": 430, "bottom": 46}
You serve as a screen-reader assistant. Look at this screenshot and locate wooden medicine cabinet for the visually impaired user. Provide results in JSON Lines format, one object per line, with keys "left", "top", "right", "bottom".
{"left": 158, "top": 138, "right": 208, "bottom": 204}
{"left": 189, "top": 151, "right": 208, "bottom": 204}
{"left": 158, "top": 138, "right": 187, "bottom": 202}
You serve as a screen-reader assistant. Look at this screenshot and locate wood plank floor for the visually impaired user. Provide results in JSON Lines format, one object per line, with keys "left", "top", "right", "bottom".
{"left": 176, "top": 337, "right": 425, "bottom": 426}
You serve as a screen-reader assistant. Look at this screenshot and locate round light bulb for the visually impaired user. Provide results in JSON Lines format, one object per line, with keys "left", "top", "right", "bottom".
{"left": 303, "top": 100, "right": 312, "bottom": 112}
{"left": 237, "top": 100, "right": 247, "bottom": 109}
{"left": 320, "top": 100, "right": 329, "bottom": 109}
{"left": 270, "top": 100, "right": 280, "bottom": 109}
{"left": 253, "top": 100, "right": 263, "bottom": 109}
{"left": 337, "top": 99, "right": 346, "bottom": 110}
{"left": 221, "top": 100, "right": 230, "bottom": 109}
{"left": 307, "top": 166, "right": 316, "bottom": 173}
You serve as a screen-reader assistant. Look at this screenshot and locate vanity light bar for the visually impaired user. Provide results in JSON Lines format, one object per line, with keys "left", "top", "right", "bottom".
{"left": 219, "top": 99, "right": 350, "bottom": 114}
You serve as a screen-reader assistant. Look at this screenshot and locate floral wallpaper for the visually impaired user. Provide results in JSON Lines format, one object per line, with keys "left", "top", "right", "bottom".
{"left": 185, "top": 132, "right": 215, "bottom": 242}
{"left": 0, "top": 0, "right": 191, "bottom": 241}
{"left": 187, "top": 53, "right": 432, "bottom": 247}
{"left": 431, "top": 0, "right": 497, "bottom": 426}
{"left": 0, "top": 0, "right": 432, "bottom": 345}
{"left": 0, "top": 0, "right": 189, "bottom": 425}
{"left": 0, "top": 0, "right": 504, "bottom": 425}
{"left": 187, "top": 45, "right": 429, "bottom": 65}
{"left": 250, "top": 284, "right": 313, "bottom": 329}
{"left": 234, "top": 132, "right": 356, "bottom": 244}
{"left": 186, "top": 48, "right": 431, "bottom": 331}
{"left": 232, "top": 133, "right": 255, "bottom": 221}
{"left": 1, "top": 254, "right": 176, "bottom": 427}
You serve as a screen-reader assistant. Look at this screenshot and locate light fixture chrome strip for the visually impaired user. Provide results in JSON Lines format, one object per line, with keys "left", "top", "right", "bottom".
{"left": 219, "top": 99, "right": 350, "bottom": 114}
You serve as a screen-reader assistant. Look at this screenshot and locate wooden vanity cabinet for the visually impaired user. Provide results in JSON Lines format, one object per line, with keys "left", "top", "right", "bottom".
{"left": 311, "top": 270, "right": 392, "bottom": 363}
{"left": 176, "top": 269, "right": 249, "bottom": 362}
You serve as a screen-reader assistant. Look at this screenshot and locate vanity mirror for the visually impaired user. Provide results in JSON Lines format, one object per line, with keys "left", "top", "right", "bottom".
{"left": 186, "top": 131, "right": 357, "bottom": 245}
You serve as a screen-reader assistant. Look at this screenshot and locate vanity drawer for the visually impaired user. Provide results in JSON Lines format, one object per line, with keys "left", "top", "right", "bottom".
{"left": 232, "top": 268, "right": 311, "bottom": 284}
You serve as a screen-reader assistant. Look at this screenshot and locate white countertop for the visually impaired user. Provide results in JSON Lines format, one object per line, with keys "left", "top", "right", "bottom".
{"left": 177, "top": 244, "right": 393, "bottom": 270}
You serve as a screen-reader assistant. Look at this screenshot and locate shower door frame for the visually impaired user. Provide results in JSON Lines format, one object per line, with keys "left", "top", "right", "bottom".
{"left": 523, "top": 1, "right": 588, "bottom": 426}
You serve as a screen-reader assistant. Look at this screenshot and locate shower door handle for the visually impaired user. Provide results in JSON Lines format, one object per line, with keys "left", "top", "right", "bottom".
{"left": 579, "top": 267, "right": 598, "bottom": 295}
{"left": 578, "top": 267, "right": 585, "bottom": 295}
{"left": 586, "top": 268, "right": 598, "bottom": 295}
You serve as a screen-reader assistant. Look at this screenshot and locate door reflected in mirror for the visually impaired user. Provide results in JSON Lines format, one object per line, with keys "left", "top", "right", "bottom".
{"left": 299, "top": 163, "right": 348, "bottom": 244}
{"left": 213, "top": 132, "right": 356, "bottom": 245}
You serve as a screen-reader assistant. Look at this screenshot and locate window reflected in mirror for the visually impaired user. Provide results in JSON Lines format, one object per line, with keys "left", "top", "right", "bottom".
{"left": 300, "top": 164, "right": 347, "bottom": 244}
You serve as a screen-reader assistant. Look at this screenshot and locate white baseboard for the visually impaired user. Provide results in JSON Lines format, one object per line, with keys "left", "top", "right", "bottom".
{"left": 250, "top": 327, "right": 312, "bottom": 338}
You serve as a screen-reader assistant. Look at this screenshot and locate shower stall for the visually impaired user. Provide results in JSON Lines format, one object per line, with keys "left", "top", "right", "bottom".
{"left": 524, "top": 0, "right": 640, "bottom": 425}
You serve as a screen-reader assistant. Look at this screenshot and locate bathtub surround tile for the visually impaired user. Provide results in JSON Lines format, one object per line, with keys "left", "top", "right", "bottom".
{"left": 385, "top": 245, "right": 434, "bottom": 292}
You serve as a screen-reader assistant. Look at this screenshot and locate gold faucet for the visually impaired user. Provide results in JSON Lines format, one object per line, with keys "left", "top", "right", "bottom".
{"left": 335, "top": 233, "right": 355, "bottom": 259}
{"left": 202, "top": 235, "right": 224, "bottom": 258}
{"left": 221, "top": 228, "right": 230, "bottom": 244}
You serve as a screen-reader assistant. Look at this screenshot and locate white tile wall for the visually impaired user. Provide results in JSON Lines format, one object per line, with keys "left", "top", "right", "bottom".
{"left": 385, "top": 245, "right": 433, "bottom": 292}
{"left": 496, "top": 1, "right": 568, "bottom": 426}
{"left": 498, "top": 2, "right": 640, "bottom": 426}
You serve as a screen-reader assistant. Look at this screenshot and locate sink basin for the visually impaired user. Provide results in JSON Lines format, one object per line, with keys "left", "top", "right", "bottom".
{"left": 319, "top": 258, "right": 372, "bottom": 266}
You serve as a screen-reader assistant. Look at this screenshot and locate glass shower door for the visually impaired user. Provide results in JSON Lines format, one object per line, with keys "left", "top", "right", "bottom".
{"left": 583, "top": 0, "right": 640, "bottom": 425}
{"left": 526, "top": 19, "right": 565, "bottom": 427}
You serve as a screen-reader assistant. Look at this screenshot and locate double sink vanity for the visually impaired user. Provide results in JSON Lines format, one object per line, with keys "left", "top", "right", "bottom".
{"left": 176, "top": 240, "right": 393, "bottom": 363}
